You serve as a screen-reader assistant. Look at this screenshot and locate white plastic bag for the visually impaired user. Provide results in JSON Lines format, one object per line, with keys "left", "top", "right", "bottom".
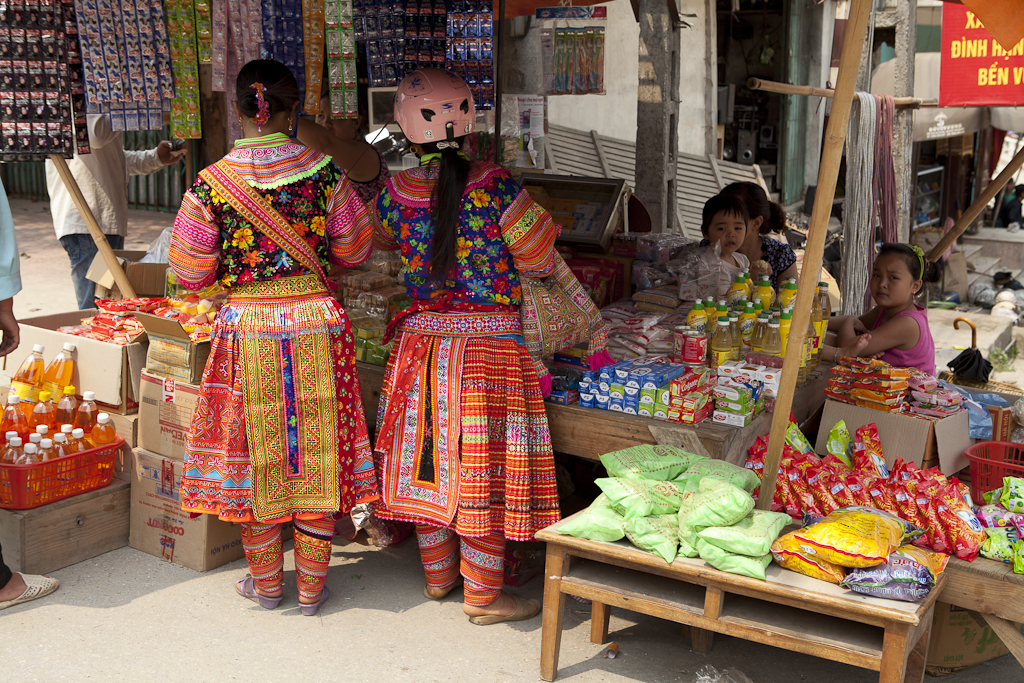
{"left": 140, "top": 226, "right": 174, "bottom": 263}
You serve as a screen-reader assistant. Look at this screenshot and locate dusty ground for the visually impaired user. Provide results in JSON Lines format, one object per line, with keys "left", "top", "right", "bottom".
{"left": 2, "top": 199, "right": 1023, "bottom": 682}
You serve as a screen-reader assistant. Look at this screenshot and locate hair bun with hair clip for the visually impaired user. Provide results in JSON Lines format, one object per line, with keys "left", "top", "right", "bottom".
{"left": 251, "top": 82, "right": 270, "bottom": 131}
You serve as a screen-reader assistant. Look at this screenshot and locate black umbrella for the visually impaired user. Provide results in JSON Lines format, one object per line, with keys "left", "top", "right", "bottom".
{"left": 947, "top": 317, "right": 993, "bottom": 383}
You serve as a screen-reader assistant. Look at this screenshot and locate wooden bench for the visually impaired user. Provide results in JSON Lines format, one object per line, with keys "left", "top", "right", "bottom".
{"left": 536, "top": 515, "right": 943, "bottom": 683}
{"left": 941, "top": 557, "right": 1024, "bottom": 666}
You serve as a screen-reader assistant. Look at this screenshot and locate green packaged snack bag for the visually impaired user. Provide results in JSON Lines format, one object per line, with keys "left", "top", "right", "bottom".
{"left": 558, "top": 494, "right": 626, "bottom": 543}
{"left": 600, "top": 445, "right": 706, "bottom": 481}
{"left": 785, "top": 421, "right": 815, "bottom": 455}
{"left": 596, "top": 478, "right": 686, "bottom": 518}
{"left": 624, "top": 514, "right": 680, "bottom": 564}
{"left": 1001, "top": 477, "right": 1024, "bottom": 514}
{"left": 696, "top": 510, "right": 792, "bottom": 557}
{"left": 676, "top": 459, "right": 760, "bottom": 493}
{"left": 697, "top": 538, "right": 772, "bottom": 580}
{"left": 678, "top": 524, "right": 701, "bottom": 558}
{"left": 826, "top": 420, "right": 853, "bottom": 468}
{"left": 679, "top": 478, "right": 755, "bottom": 529}
{"left": 983, "top": 487, "right": 1004, "bottom": 505}
{"left": 981, "top": 527, "right": 1018, "bottom": 564}
{"left": 1014, "top": 541, "right": 1024, "bottom": 575}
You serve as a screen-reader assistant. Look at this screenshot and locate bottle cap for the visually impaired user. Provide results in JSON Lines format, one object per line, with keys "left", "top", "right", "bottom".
{"left": 63, "top": 342, "right": 76, "bottom": 352}
{"left": 32, "top": 344, "right": 44, "bottom": 354}
{"left": 61, "top": 424, "right": 73, "bottom": 434}
{"left": 735, "top": 275, "right": 744, "bottom": 283}
{"left": 97, "top": 413, "right": 110, "bottom": 425}
{"left": 9, "top": 437, "right": 21, "bottom": 447}
{"left": 7, "top": 396, "right": 18, "bottom": 405}
{"left": 72, "top": 428, "right": 85, "bottom": 439}
{"left": 718, "top": 319, "right": 729, "bottom": 325}
{"left": 82, "top": 391, "right": 95, "bottom": 401}
{"left": 3, "top": 431, "right": 14, "bottom": 442}
{"left": 54, "top": 433, "right": 66, "bottom": 443}
{"left": 38, "top": 391, "right": 51, "bottom": 402}
{"left": 35, "top": 425, "right": 48, "bottom": 435}
{"left": 23, "top": 443, "right": 36, "bottom": 454}
{"left": 819, "top": 281, "right": 828, "bottom": 287}
{"left": 693, "top": 301, "right": 703, "bottom": 309}
{"left": 29, "top": 433, "right": 41, "bottom": 444}
{"left": 64, "top": 385, "right": 76, "bottom": 395}
{"left": 41, "top": 439, "right": 52, "bottom": 449}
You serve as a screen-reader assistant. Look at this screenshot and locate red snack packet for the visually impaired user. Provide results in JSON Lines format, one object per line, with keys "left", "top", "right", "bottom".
{"left": 773, "top": 465, "right": 800, "bottom": 519}
{"left": 820, "top": 467, "right": 858, "bottom": 508}
{"left": 938, "top": 484, "right": 986, "bottom": 561}
{"left": 853, "top": 424, "right": 889, "bottom": 477}
{"left": 822, "top": 454, "right": 852, "bottom": 472}
{"left": 844, "top": 474, "right": 874, "bottom": 507}
{"left": 867, "top": 480, "right": 901, "bottom": 517}
{"left": 787, "top": 464, "right": 824, "bottom": 518}
{"left": 806, "top": 466, "right": 840, "bottom": 515}
{"left": 909, "top": 482, "right": 951, "bottom": 554}
{"left": 894, "top": 483, "right": 927, "bottom": 529}
{"left": 949, "top": 477, "right": 976, "bottom": 512}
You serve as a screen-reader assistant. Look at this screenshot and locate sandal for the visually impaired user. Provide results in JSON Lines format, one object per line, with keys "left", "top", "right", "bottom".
{"left": 300, "top": 586, "right": 330, "bottom": 616}
{"left": 235, "top": 575, "right": 282, "bottom": 610}
{"left": 423, "top": 578, "right": 464, "bottom": 601}
{"left": 0, "top": 574, "right": 59, "bottom": 611}
{"left": 468, "top": 595, "right": 541, "bottom": 626}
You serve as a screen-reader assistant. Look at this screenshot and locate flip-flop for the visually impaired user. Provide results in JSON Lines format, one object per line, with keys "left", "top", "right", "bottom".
{"left": 300, "top": 586, "right": 330, "bottom": 616}
{"left": 468, "top": 595, "right": 541, "bottom": 626}
{"left": 423, "top": 578, "right": 464, "bottom": 601}
{"left": 235, "top": 575, "right": 282, "bottom": 610}
{"left": 0, "top": 574, "right": 59, "bottom": 611}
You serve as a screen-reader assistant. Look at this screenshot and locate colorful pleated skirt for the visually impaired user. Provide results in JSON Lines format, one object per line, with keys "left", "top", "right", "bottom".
{"left": 373, "top": 310, "right": 561, "bottom": 542}
{"left": 180, "top": 273, "right": 379, "bottom": 524}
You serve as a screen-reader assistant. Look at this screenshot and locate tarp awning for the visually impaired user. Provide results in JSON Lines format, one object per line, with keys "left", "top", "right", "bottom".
{"left": 944, "top": 0, "right": 1024, "bottom": 52}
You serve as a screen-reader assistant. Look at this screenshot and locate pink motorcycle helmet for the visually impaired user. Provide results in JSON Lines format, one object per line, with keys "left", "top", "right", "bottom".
{"left": 394, "top": 68, "right": 475, "bottom": 145}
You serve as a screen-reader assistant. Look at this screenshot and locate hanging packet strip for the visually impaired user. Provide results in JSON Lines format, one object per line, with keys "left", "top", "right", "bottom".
{"left": 302, "top": 0, "right": 323, "bottom": 114}
{"left": 194, "top": 0, "right": 212, "bottom": 64}
{"left": 147, "top": 0, "right": 174, "bottom": 98}
{"left": 211, "top": 0, "right": 226, "bottom": 88}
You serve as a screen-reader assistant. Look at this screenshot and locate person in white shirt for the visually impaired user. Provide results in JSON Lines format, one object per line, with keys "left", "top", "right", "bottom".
{"left": 45, "top": 114, "right": 185, "bottom": 309}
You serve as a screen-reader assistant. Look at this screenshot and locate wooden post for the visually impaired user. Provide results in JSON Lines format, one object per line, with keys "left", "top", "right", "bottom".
{"left": 48, "top": 154, "right": 137, "bottom": 299}
{"left": 755, "top": 0, "right": 872, "bottom": 511}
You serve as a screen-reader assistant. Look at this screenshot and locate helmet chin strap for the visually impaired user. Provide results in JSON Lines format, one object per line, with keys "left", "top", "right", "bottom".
{"left": 436, "top": 121, "right": 459, "bottom": 150}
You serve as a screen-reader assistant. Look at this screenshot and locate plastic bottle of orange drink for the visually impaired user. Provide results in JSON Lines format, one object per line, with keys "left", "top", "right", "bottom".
{"left": 91, "top": 413, "right": 115, "bottom": 446}
{"left": 74, "top": 391, "right": 98, "bottom": 431}
{"left": 3, "top": 436, "right": 23, "bottom": 464}
{"left": 38, "top": 438, "right": 55, "bottom": 462}
{"left": 70, "top": 428, "right": 89, "bottom": 453}
{"left": 15, "top": 442, "right": 39, "bottom": 465}
{"left": 41, "top": 343, "right": 75, "bottom": 398}
{"left": 0, "top": 431, "right": 17, "bottom": 463}
{"left": 52, "top": 433, "right": 70, "bottom": 458}
{"left": 2, "top": 396, "right": 29, "bottom": 441}
{"left": 9, "top": 344, "right": 45, "bottom": 405}
{"left": 56, "top": 386, "right": 78, "bottom": 426}
{"left": 30, "top": 391, "right": 56, "bottom": 433}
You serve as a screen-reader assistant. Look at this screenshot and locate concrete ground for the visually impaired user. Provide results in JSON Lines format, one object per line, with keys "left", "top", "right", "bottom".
{"left": 2, "top": 199, "right": 1023, "bottom": 682}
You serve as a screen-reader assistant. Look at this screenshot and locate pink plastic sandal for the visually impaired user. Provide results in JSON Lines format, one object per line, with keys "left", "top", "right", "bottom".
{"left": 235, "top": 575, "right": 283, "bottom": 609}
{"left": 300, "top": 586, "right": 330, "bottom": 616}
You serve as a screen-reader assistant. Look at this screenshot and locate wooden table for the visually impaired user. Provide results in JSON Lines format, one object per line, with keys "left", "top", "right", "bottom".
{"left": 940, "top": 557, "right": 1024, "bottom": 666}
{"left": 536, "top": 515, "right": 941, "bottom": 683}
{"left": 356, "top": 362, "right": 829, "bottom": 465}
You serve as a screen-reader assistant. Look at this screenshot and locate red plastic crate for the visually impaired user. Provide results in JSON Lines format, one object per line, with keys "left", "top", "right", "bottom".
{"left": 0, "top": 436, "right": 124, "bottom": 510}
{"left": 963, "top": 440, "right": 1024, "bottom": 505}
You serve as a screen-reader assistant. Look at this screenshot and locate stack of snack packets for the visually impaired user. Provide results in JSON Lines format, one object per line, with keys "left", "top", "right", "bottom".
{"left": 826, "top": 358, "right": 911, "bottom": 413}
{"left": 712, "top": 361, "right": 768, "bottom": 428}
{"left": 907, "top": 370, "right": 964, "bottom": 418}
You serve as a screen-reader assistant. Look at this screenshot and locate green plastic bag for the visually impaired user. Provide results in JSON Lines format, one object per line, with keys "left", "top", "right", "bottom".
{"left": 697, "top": 538, "right": 772, "bottom": 580}
{"left": 558, "top": 494, "right": 626, "bottom": 543}
{"left": 624, "top": 514, "right": 679, "bottom": 564}
{"left": 983, "top": 487, "right": 1003, "bottom": 505}
{"left": 697, "top": 510, "right": 792, "bottom": 557}
{"left": 786, "top": 422, "right": 815, "bottom": 455}
{"left": 981, "top": 527, "right": 1018, "bottom": 563}
{"left": 1001, "top": 477, "right": 1024, "bottom": 514}
{"left": 676, "top": 459, "right": 760, "bottom": 493}
{"left": 678, "top": 524, "right": 700, "bottom": 558}
{"left": 679, "top": 478, "right": 755, "bottom": 529}
{"left": 826, "top": 421, "right": 853, "bottom": 468}
{"left": 1014, "top": 541, "right": 1024, "bottom": 575}
{"left": 596, "top": 478, "right": 685, "bottom": 518}
{"left": 600, "top": 445, "right": 706, "bottom": 481}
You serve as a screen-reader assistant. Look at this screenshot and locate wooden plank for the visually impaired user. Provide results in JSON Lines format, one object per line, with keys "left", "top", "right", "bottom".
{"left": 902, "top": 616, "right": 932, "bottom": 683}
{"left": 878, "top": 623, "right": 913, "bottom": 683}
{"left": 940, "top": 557, "right": 1024, "bottom": 623}
{"left": 976, "top": 613, "right": 1024, "bottom": 668}
{"left": 590, "top": 601, "right": 612, "bottom": 645}
{"left": 540, "top": 545, "right": 569, "bottom": 682}
{"left": 707, "top": 154, "right": 725, "bottom": 189}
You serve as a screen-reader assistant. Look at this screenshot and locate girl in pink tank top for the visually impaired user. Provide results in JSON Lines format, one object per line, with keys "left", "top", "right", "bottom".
{"left": 822, "top": 243, "right": 937, "bottom": 375}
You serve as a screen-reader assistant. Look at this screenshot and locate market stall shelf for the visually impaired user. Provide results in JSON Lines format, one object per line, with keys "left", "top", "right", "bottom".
{"left": 537, "top": 513, "right": 942, "bottom": 683}
{"left": 940, "top": 557, "right": 1024, "bottom": 666}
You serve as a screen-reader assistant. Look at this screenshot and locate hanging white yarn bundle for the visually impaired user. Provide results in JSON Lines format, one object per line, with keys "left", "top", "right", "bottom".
{"left": 841, "top": 92, "right": 877, "bottom": 316}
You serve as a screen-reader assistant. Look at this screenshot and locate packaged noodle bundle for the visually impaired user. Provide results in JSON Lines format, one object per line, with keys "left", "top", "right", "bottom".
{"left": 696, "top": 510, "right": 791, "bottom": 557}
{"left": 599, "top": 445, "right": 706, "bottom": 481}
{"left": 770, "top": 528, "right": 847, "bottom": 584}
{"left": 1001, "top": 477, "right": 1024, "bottom": 514}
{"left": 806, "top": 468, "right": 841, "bottom": 516}
{"left": 677, "top": 459, "right": 760, "bottom": 493}
{"left": 678, "top": 523, "right": 700, "bottom": 558}
{"left": 853, "top": 424, "right": 889, "bottom": 477}
{"left": 841, "top": 545, "right": 949, "bottom": 602}
{"left": 938, "top": 485, "right": 987, "bottom": 561}
{"left": 838, "top": 357, "right": 912, "bottom": 379}
{"left": 826, "top": 421, "right": 853, "bottom": 468}
{"left": 787, "top": 464, "right": 824, "bottom": 517}
{"left": 596, "top": 478, "right": 686, "bottom": 518}
{"left": 624, "top": 514, "right": 680, "bottom": 564}
{"left": 981, "top": 527, "right": 1020, "bottom": 563}
{"left": 558, "top": 494, "right": 627, "bottom": 543}
{"left": 696, "top": 538, "right": 772, "bottom": 580}
{"left": 789, "top": 506, "right": 921, "bottom": 568}
{"left": 678, "top": 478, "right": 755, "bottom": 529}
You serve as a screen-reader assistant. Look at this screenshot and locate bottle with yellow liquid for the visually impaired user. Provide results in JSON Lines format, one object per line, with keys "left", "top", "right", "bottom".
{"left": 728, "top": 313, "right": 741, "bottom": 360}
{"left": 9, "top": 344, "right": 45, "bottom": 404}
{"left": 753, "top": 275, "right": 774, "bottom": 310}
{"left": 744, "top": 271, "right": 753, "bottom": 292}
{"left": 0, "top": 431, "right": 17, "bottom": 464}
{"left": 56, "top": 386, "right": 78, "bottom": 427}
{"left": 30, "top": 391, "right": 56, "bottom": 434}
{"left": 70, "top": 428, "right": 89, "bottom": 454}
{"left": 779, "top": 310, "right": 793, "bottom": 357}
{"left": 778, "top": 282, "right": 797, "bottom": 309}
{"left": 709, "top": 319, "right": 733, "bottom": 370}
{"left": 686, "top": 301, "right": 707, "bottom": 334}
{"left": 727, "top": 276, "right": 747, "bottom": 305}
{"left": 91, "top": 413, "right": 116, "bottom": 446}
{"left": 809, "top": 287, "right": 824, "bottom": 369}
{"left": 750, "top": 313, "right": 768, "bottom": 353}
{"left": 15, "top": 442, "right": 40, "bottom": 465}
{"left": 739, "top": 303, "right": 756, "bottom": 353}
{"left": 3, "top": 436, "right": 24, "bottom": 465}
{"left": 715, "top": 300, "right": 728, "bottom": 326}
{"left": 762, "top": 320, "right": 783, "bottom": 358}
{"left": 798, "top": 320, "right": 816, "bottom": 383}
{"left": 816, "top": 282, "right": 831, "bottom": 365}
{"left": 41, "top": 343, "right": 75, "bottom": 399}
{"left": 52, "top": 433, "right": 71, "bottom": 459}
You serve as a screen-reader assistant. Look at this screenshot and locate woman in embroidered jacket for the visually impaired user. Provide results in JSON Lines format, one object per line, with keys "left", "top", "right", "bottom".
{"left": 169, "top": 60, "right": 378, "bottom": 616}
{"left": 371, "top": 69, "right": 560, "bottom": 624}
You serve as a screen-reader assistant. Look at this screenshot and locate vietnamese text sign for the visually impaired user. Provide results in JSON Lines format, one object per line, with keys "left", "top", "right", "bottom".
{"left": 940, "top": 3, "right": 1024, "bottom": 107}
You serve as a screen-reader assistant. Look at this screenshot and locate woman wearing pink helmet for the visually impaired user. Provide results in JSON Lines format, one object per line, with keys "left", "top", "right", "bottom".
{"left": 370, "top": 68, "right": 560, "bottom": 625}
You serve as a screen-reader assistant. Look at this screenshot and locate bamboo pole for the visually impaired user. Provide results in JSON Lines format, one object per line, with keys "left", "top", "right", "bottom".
{"left": 925, "top": 144, "right": 1024, "bottom": 263}
{"left": 746, "top": 77, "right": 935, "bottom": 109}
{"left": 755, "top": 0, "right": 872, "bottom": 511}
{"left": 48, "top": 154, "right": 137, "bottom": 299}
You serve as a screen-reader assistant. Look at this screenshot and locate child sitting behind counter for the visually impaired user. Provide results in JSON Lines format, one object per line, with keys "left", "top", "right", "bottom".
{"left": 701, "top": 194, "right": 751, "bottom": 298}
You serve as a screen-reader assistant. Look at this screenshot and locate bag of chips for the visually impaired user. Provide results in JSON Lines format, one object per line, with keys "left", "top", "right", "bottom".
{"left": 677, "top": 459, "right": 761, "bottom": 493}
{"left": 893, "top": 483, "right": 928, "bottom": 531}
{"left": 853, "top": 424, "right": 889, "bottom": 477}
{"left": 826, "top": 421, "right": 854, "bottom": 468}
{"left": 938, "top": 485, "right": 987, "bottom": 561}
{"left": 1001, "top": 477, "right": 1024, "bottom": 514}
{"left": 697, "top": 510, "right": 791, "bottom": 557}
{"left": 983, "top": 487, "right": 1004, "bottom": 505}
{"left": 679, "top": 478, "right": 755, "bottom": 529}
{"left": 600, "top": 445, "right": 706, "bottom": 481}
{"left": 596, "top": 478, "right": 686, "bottom": 518}
{"left": 977, "top": 504, "right": 1019, "bottom": 529}
{"left": 981, "top": 527, "right": 1020, "bottom": 563}
{"left": 845, "top": 474, "right": 875, "bottom": 508}
{"left": 807, "top": 468, "right": 841, "bottom": 516}
{"left": 770, "top": 528, "right": 847, "bottom": 584}
{"left": 697, "top": 538, "right": 772, "bottom": 580}
{"left": 558, "top": 494, "right": 627, "bottom": 543}
{"left": 1014, "top": 541, "right": 1024, "bottom": 575}
{"left": 786, "top": 464, "right": 824, "bottom": 517}
{"left": 624, "top": 514, "right": 680, "bottom": 564}
{"left": 790, "top": 506, "right": 920, "bottom": 568}
{"left": 785, "top": 422, "right": 815, "bottom": 455}
{"left": 867, "top": 480, "right": 902, "bottom": 518}
{"left": 841, "top": 545, "right": 949, "bottom": 602}
{"left": 913, "top": 493, "right": 952, "bottom": 555}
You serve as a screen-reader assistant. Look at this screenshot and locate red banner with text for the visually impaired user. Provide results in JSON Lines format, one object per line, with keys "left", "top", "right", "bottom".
{"left": 940, "top": 3, "right": 1024, "bottom": 107}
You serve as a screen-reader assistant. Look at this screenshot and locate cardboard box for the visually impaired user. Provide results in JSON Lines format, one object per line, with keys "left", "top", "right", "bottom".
{"left": 86, "top": 250, "right": 169, "bottom": 299}
{"left": 138, "top": 370, "right": 200, "bottom": 461}
{"left": 713, "top": 409, "right": 754, "bottom": 427}
{"left": 814, "top": 399, "right": 972, "bottom": 474}
{"left": 136, "top": 313, "right": 211, "bottom": 384}
{"left": 926, "top": 602, "right": 1012, "bottom": 675}
{"left": 129, "top": 448, "right": 244, "bottom": 572}
{"left": 3, "top": 310, "right": 146, "bottom": 414}
{"left": 110, "top": 413, "right": 139, "bottom": 482}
